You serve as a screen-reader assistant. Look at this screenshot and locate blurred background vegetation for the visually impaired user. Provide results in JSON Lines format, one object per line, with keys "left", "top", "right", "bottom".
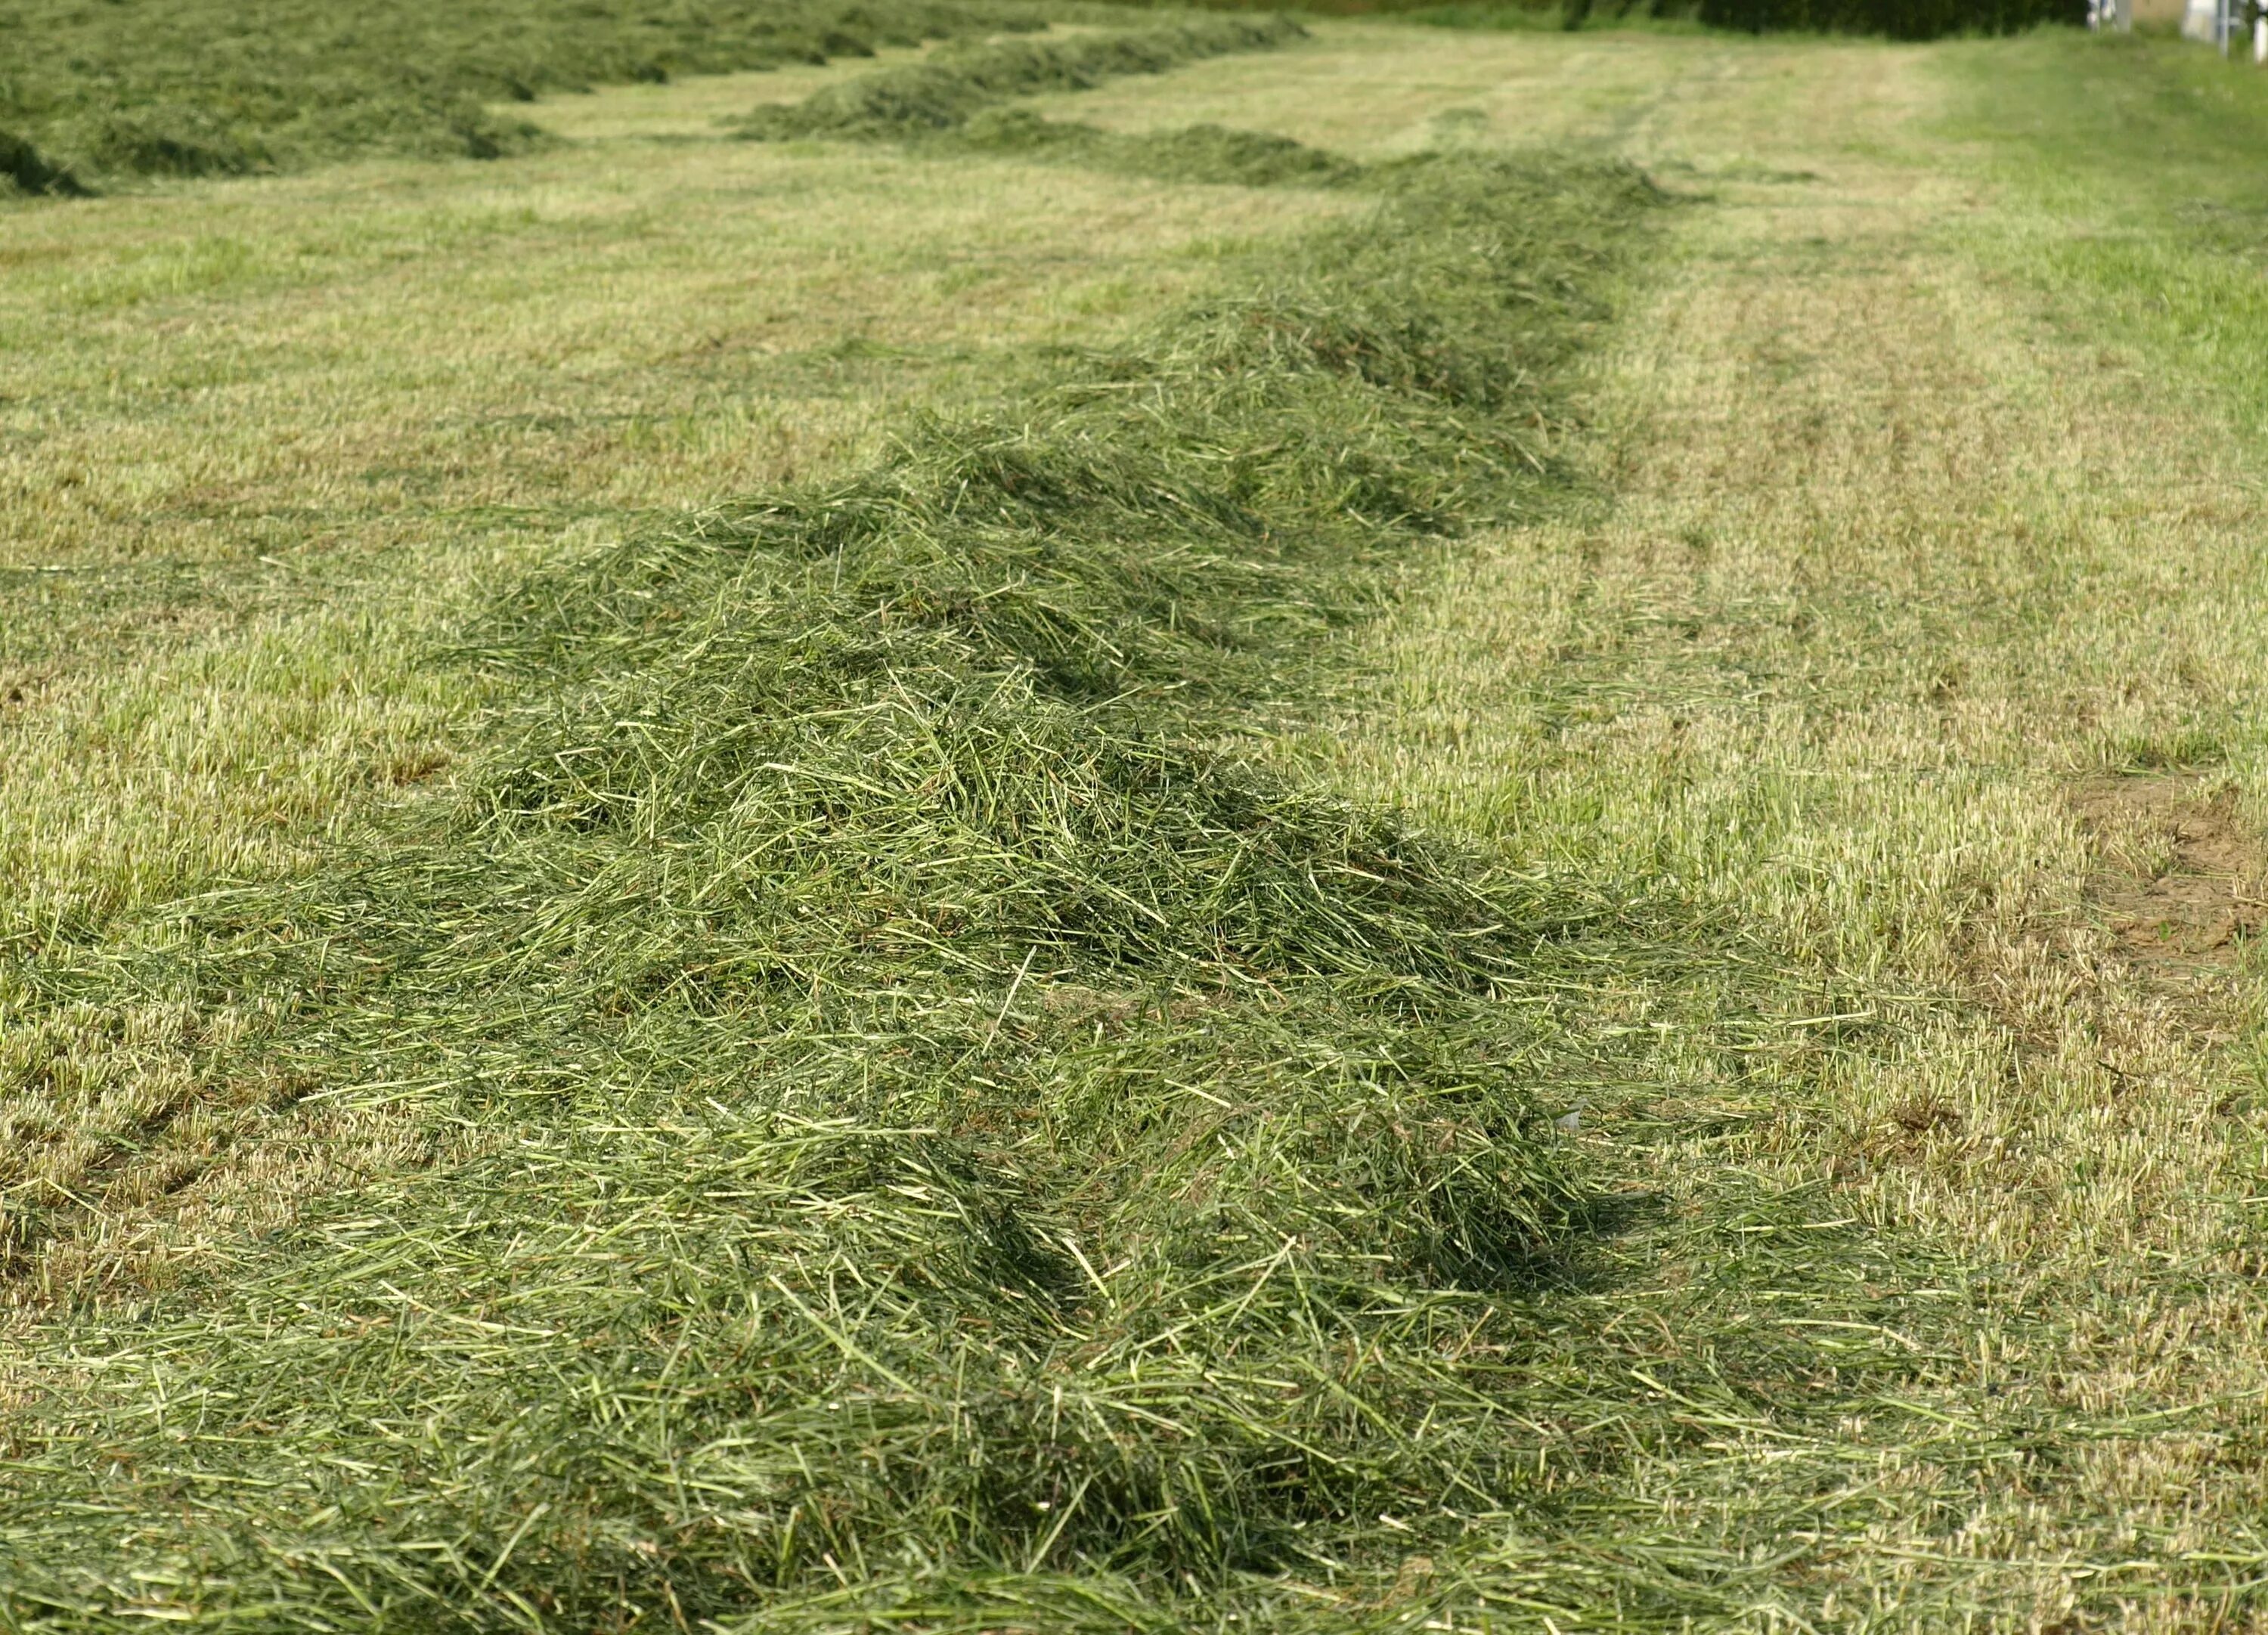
{"left": 0, "top": 0, "right": 2085, "bottom": 198}
{"left": 0, "top": 0, "right": 1062, "bottom": 187}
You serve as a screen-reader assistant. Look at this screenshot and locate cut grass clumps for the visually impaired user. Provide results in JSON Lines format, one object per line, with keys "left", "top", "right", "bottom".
{"left": 736, "top": 14, "right": 1306, "bottom": 139}
{"left": 959, "top": 107, "right": 1362, "bottom": 187}
{"left": 0, "top": 153, "right": 1660, "bottom": 1630}
{"left": 0, "top": 0, "right": 1062, "bottom": 183}
{"left": 0, "top": 129, "right": 85, "bottom": 197}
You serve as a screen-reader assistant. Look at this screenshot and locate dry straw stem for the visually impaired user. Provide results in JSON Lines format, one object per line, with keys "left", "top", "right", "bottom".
{"left": 0, "top": 149, "right": 1662, "bottom": 1628}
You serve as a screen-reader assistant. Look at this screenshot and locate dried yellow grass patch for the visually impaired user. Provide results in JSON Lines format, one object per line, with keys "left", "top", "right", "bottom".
{"left": 1317, "top": 33, "right": 2268, "bottom": 1621}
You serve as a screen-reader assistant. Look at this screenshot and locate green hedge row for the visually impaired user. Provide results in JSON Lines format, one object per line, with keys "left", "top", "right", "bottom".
{"left": 1282, "top": 0, "right": 2085, "bottom": 39}
{"left": 1695, "top": 0, "right": 2080, "bottom": 37}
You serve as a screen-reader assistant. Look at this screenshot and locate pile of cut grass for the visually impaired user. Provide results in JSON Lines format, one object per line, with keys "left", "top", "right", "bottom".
{"left": 735, "top": 14, "right": 1306, "bottom": 140}
{"left": 736, "top": 18, "right": 1359, "bottom": 190}
{"left": 0, "top": 129, "right": 84, "bottom": 197}
{"left": 733, "top": 20, "right": 1361, "bottom": 190}
{"left": 0, "top": 0, "right": 1064, "bottom": 186}
{"left": 958, "top": 107, "right": 1362, "bottom": 185}
{"left": 0, "top": 152, "right": 1662, "bottom": 1630}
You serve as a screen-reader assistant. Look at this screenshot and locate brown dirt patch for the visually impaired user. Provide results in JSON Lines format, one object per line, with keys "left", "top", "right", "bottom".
{"left": 2069, "top": 773, "right": 2264, "bottom": 968}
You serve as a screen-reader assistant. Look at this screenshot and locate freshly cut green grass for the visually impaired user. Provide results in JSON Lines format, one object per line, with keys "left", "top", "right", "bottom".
{"left": 0, "top": 0, "right": 1062, "bottom": 187}
{"left": 957, "top": 107, "right": 1363, "bottom": 184}
{"left": 734, "top": 20, "right": 1364, "bottom": 189}
{"left": 0, "top": 130, "right": 84, "bottom": 197}
{"left": 22, "top": 13, "right": 2268, "bottom": 1629}
{"left": 0, "top": 153, "right": 1659, "bottom": 1629}
{"left": 736, "top": 14, "right": 1307, "bottom": 139}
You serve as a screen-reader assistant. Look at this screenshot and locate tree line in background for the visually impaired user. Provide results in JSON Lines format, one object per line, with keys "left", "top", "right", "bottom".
{"left": 1239, "top": 0, "right": 2081, "bottom": 43}
{"left": 0, "top": 0, "right": 2087, "bottom": 197}
{"left": 1690, "top": 0, "right": 2080, "bottom": 39}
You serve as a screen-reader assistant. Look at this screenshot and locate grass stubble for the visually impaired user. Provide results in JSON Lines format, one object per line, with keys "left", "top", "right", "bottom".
{"left": 1306, "top": 29, "right": 2268, "bottom": 1629}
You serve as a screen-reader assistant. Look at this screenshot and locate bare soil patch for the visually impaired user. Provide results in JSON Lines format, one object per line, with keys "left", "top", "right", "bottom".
{"left": 2070, "top": 773, "right": 2263, "bottom": 967}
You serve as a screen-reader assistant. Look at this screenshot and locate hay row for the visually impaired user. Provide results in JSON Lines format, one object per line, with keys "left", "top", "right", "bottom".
{"left": 0, "top": 152, "right": 1662, "bottom": 1630}
{"left": 736, "top": 15, "right": 1309, "bottom": 140}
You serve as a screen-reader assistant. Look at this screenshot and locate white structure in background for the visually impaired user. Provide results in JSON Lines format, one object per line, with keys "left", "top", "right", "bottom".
{"left": 2179, "top": 0, "right": 2263, "bottom": 51}
{"left": 2100, "top": 0, "right": 2263, "bottom": 50}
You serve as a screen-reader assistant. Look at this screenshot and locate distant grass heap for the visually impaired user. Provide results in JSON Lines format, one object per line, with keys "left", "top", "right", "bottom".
{"left": 736, "top": 17, "right": 1355, "bottom": 190}
{"left": 0, "top": 151, "right": 1659, "bottom": 1630}
{"left": 958, "top": 106, "right": 1362, "bottom": 185}
{"left": 0, "top": 0, "right": 1061, "bottom": 187}
{"left": 737, "top": 14, "right": 1306, "bottom": 139}
{"left": 0, "top": 129, "right": 85, "bottom": 197}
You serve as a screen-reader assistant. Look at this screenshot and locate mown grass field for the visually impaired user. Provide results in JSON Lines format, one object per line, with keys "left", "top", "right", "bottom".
{"left": 9, "top": 5, "right": 2268, "bottom": 1629}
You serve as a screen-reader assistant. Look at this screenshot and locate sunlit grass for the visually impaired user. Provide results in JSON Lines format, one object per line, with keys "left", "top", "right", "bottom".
{"left": 10, "top": 14, "right": 2268, "bottom": 1630}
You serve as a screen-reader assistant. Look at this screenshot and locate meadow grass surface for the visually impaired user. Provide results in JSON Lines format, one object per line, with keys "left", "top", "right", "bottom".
{"left": 8, "top": 14, "right": 2268, "bottom": 1634}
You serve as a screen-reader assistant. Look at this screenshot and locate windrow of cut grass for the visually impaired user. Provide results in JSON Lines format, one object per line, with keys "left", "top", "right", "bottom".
{"left": 0, "top": 129, "right": 84, "bottom": 197}
{"left": 734, "top": 14, "right": 1307, "bottom": 141}
{"left": 0, "top": 0, "right": 1071, "bottom": 189}
{"left": 958, "top": 107, "right": 1363, "bottom": 185}
{"left": 735, "top": 20, "right": 1361, "bottom": 190}
{"left": 0, "top": 153, "right": 1662, "bottom": 1630}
